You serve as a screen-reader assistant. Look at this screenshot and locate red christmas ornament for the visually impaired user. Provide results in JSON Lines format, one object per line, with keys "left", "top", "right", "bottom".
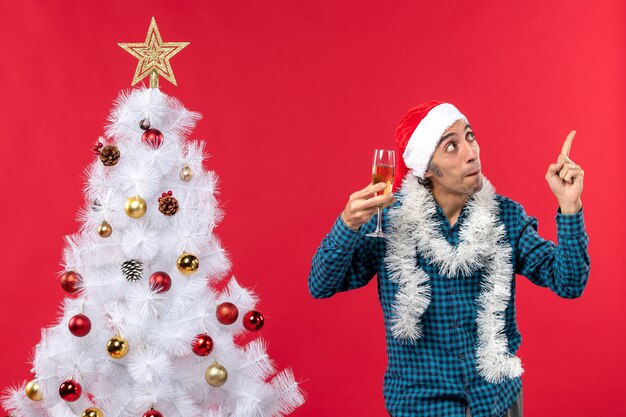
{"left": 148, "top": 271, "right": 172, "bottom": 294}
{"left": 216, "top": 302, "right": 239, "bottom": 325}
{"left": 141, "top": 128, "right": 164, "bottom": 148}
{"left": 92, "top": 142, "right": 103, "bottom": 154}
{"left": 158, "top": 191, "right": 175, "bottom": 203}
{"left": 59, "top": 379, "right": 82, "bottom": 402}
{"left": 143, "top": 409, "right": 163, "bottom": 417}
{"left": 192, "top": 333, "right": 214, "bottom": 356}
{"left": 68, "top": 314, "right": 91, "bottom": 337}
{"left": 60, "top": 271, "right": 81, "bottom": 294}
{"left": 243, "top": 310, "right": 264, "bottom": 331}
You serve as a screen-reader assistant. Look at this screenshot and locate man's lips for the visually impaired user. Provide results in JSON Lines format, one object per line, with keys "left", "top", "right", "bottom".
{"left": 466, "top": 169, "right": 481, "bottom": 177}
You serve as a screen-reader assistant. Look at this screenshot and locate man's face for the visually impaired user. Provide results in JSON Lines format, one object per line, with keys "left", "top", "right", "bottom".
{"left": 424, "top": 119, "right": 483, "bottom": 196}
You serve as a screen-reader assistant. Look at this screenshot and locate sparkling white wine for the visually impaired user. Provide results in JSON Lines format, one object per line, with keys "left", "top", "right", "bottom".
{"left": 372, "top": 164, "right": 394, "bottom": 196}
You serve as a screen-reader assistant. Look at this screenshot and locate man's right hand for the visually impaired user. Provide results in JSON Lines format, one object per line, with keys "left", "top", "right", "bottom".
{"left": 341, "top": 182, "right": 397, "bottom": 231}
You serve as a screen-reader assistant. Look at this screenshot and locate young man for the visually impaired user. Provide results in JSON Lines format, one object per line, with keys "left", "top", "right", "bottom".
{"left": 308, "top": 101, "right": 590, "bottom": 417}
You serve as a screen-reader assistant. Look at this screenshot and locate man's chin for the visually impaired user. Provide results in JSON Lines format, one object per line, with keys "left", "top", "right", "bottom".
{"left": 466, "top": 173, "right": 484, "bottom": 195}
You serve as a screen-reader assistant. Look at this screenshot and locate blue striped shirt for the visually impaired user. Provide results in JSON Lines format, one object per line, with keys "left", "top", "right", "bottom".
{"left": 308, "top": 193, "right": 590, "bottom": 417}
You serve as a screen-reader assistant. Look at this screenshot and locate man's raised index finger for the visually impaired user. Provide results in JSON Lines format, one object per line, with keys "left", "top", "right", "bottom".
{"left": 560, "top": 130, "right": 576, "bottom": 157}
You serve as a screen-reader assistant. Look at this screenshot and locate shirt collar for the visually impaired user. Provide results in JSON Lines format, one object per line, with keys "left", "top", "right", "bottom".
{"left": 434, "top": 195, "right": 473, "bottom": 231}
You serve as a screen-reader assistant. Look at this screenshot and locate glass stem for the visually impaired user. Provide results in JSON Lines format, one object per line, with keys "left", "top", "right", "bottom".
{"left": 376, "top": 205, "right": 382, "bottom": 232}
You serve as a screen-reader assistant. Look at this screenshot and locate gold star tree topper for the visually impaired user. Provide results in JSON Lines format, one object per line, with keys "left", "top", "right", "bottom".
{"left": 118, "top": 17, "right": 189, "bottom": 88}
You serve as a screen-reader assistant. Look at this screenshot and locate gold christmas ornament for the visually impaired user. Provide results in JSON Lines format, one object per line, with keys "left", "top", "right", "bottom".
{"left": 118, "top": 17, "right": 189, "bottom": 88}
{"left": 180, "top": 165, "right": 193, "bottom": 182}
{"left": 98, "top": 221, "right": 113, "bottom": 238}
{"left": 25, "top": 380, "right": 43, "bottom": 401}
{"left": 124, "top": 196, "right": 147, "bottom": 219}
{"left": 82, "top": 408, "right": 104, "bottom": 417}
{"left": 106, "top": 335, "right": 129, "bottom": 359}
{"left": 205, "top": 362, "right": 228, "bottom": 387}
{"left": 177, "top": 253, "right": 199, "bottom": 275}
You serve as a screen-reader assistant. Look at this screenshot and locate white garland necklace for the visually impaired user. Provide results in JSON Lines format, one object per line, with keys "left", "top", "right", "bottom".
{"left": 384, "top": 175, "right": 523, "bottom": 383}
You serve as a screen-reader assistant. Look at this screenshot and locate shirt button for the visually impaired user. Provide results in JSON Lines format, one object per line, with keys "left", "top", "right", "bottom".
{"left": 454, "top": 320, "right": 460, "bottom": 328}
{"left": 458, "top": 353, "right": 464, "bottom": 360}
{"left": 450, "top": 289, "right": 456, "bottom": 295}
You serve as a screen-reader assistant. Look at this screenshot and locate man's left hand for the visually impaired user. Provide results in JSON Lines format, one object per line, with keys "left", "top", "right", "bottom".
{"left": 545, "top": 130, "right": 584, "bottom": 214}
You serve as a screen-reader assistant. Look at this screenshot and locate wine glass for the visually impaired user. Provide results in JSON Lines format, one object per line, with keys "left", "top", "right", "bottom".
{"left": 366, "top": 149, "right": 395, "bottom": 238}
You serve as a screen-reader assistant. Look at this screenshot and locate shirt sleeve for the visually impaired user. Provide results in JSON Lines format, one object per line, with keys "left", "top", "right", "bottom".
{"left": 514, "top": 205, "right": 590, "bottom": 299}
{"left": 308, "top": 215, "right": 379, "bottom": 299}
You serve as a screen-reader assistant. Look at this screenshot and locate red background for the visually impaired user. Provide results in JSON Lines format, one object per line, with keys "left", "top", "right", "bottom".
{"left": 1, "top": 1, "right": 624, "bottom": 416}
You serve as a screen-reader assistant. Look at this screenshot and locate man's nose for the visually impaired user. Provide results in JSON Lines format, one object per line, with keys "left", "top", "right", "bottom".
{"left": 463, "top": 141, "right": 479, "bottom": 163}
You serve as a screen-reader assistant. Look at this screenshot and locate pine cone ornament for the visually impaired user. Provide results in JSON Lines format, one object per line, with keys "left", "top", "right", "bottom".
{"left": 158, "top": 191, "right": 179, "bottom": 216}
{"left": 99, "top": 145, "right": 120, "bottom": 166}
{"left": 121, "top": 259, "right": 143, "bottom": 282}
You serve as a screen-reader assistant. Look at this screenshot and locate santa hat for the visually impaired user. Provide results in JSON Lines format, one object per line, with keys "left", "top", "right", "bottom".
{"left": 393, "top": 101, "right": 468, "bottom": 189}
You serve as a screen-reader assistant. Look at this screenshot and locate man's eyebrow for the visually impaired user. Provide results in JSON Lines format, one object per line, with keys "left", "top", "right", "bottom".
{"left": 438, "top": 123, "right": 474, "bottom": 146}
{"left": 438, "top": 130, "right": 457, "bottom": 145}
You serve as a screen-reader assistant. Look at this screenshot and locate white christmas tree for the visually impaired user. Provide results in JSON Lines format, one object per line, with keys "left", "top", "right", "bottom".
{"left": 2, "top": 18, "right": 304, "bottom": 417}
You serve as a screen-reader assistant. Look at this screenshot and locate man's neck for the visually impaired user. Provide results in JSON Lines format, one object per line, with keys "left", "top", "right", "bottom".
{"left": 431, "top": 187, "right": 469, "bottom": 227}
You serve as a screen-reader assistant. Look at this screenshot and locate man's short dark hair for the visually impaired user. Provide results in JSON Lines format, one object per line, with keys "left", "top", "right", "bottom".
{"left": 417, "top": 161, "right": 441, "bottom": 190}
{"left": 417, "top": 176, "right": 433, "bottom": 190}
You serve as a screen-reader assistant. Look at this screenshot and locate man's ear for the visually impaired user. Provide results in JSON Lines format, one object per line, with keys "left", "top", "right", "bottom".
{"left": 424, "top": 169, "right": 432, "bottom": 179}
